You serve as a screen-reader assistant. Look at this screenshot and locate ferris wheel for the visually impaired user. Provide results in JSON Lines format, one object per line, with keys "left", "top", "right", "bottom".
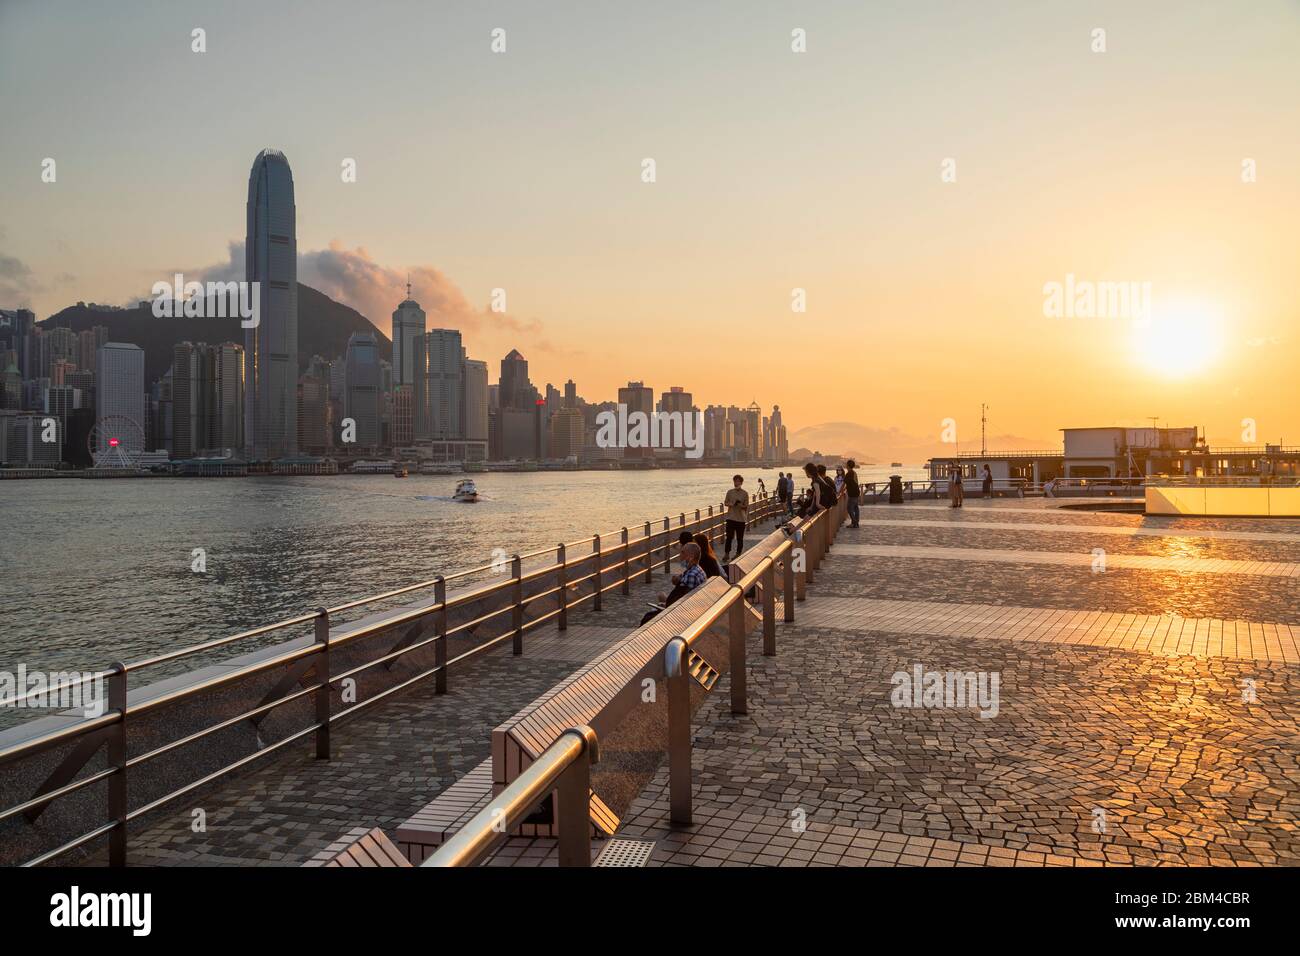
{"left": 88, "top": 415, "right": 145, "bottom": 469}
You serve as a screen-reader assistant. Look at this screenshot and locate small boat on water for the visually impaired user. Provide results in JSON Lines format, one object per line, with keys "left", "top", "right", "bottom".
{"left": 453, "top": 478, "right": 480, "bottom": 503}
{"left": 393, "top": 466, "right": 409, "bottom": 478}
{"left": 890, "top": 462, "right": 903, "bottom": 468}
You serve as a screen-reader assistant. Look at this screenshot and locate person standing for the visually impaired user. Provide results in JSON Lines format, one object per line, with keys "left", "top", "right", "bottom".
{"left": 981, "top": 464, "right": 993, "bottom": 498}
{"left": 950, "top": 463, "right": 964, "bottom": 508}
{"left": 845, "top": 459, "right": 862, "bottom": 528}
{"left": 723, "top": 474, "right": 750, "bottom": 562}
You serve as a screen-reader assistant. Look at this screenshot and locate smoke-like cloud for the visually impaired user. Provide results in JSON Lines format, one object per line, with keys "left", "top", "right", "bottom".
{"left": 180, "top": 240, "right": 552, "bottom": 349}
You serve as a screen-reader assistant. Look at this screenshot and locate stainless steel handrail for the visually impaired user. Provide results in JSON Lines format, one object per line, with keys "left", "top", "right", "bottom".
{"left": 423, "top": 725, "right": 599, "bottom": 867}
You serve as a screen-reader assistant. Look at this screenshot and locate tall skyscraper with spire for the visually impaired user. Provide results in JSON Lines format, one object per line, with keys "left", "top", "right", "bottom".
{"left": 391, "top": 278, "right": 425, "bottom": 388}
{"left": 244, "top": 149, "right": 298, "bottom": 460}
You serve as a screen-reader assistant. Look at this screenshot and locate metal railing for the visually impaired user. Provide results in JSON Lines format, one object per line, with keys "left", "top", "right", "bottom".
{"left": 0, "top": 490, "right": 790, "bottom": 868}
{"left": 421, "top": 492, "right": 848, "bottom": 866}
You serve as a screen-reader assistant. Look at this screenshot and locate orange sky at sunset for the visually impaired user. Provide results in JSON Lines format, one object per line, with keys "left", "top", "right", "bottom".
{"left": 2, "top": 1, "right": 1296, "bottom": 454}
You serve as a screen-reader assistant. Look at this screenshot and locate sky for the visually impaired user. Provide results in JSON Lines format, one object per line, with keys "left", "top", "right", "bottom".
{"left": 1, "top": 0, "right": 1297, "bottom": 453}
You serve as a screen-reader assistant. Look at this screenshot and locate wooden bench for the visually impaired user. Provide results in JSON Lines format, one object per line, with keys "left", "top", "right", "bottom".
{"left": 393, "top": 759, "right": 494, "bottom": 863}
{"left": 491, "top": 576, "right": 734, "bottom": 837}
{"left": 303, "top": 826, "right": 411, "bottom": 867}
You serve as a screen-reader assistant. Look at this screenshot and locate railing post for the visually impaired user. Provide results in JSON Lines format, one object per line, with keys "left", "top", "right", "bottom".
{"left": 314, "top": 608, "right": 331, "bottom": 759}
{"left": 805, "top": 519, "right": 817, "bottom": 582}
{"left": 512, "top": 554, "right": 523, "bottom": 655}
{"left": 729, "top": 591, "right": 747, "bottom": 715}
{"left": 621, "top": 527, "right": 630, "bottom": 595}
{"left": 782, "top": 544, "right": 795, "bottom": 621}
{"left": 666, "top": 639, "right": 693, "bottom": 825}
{"left": 556, "top": 545, "right": 567, "bottom": 631}
{"left": 434, "top": 576, "right": 448, "bottom": 693}
{"left": 762, "top": 560, "right": 776, "bottom": 655}
{"left": 106, "top": 661, "right": 127, "bottom": 867}
{"left": 796, "top": 528, "right": 809, "bottom": 599}
{"left": 662, "top": 517, "right": 671, "bottom": 577}
{"left": 643, "top": 521, "right": 653, "bottom": 583}
{"left": 555, "top": 727, "right": 597, "bottom": 867}
{"left": 592, "top": 534, "right": 602, "bottom": 611}
{"left": 703, "top": 507, "right": 711, "bottom": 550}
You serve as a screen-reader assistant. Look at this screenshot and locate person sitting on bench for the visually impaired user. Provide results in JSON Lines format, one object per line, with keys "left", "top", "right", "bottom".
{"left": 641, "top": 542, "right": 706, "bottom": 624}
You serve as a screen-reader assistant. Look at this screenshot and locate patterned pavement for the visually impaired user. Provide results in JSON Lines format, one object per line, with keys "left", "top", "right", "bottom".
{"left": 94, "top": 499, "right": 1300, "bottom": 867}
{"left": 615, "top": 499, "right": 1300, "bottom": 867}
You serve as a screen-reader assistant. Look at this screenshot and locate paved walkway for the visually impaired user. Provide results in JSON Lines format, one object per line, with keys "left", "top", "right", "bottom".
{"left": 93, "top": 519, "right": 782, "bottom": 866}
{"left": 836, "top": 543, "right": 1300, "bottom": 577}
{"left": 92, "top": 499, "right": 1300, "bottom": 867}
{"left": 611, "top": 500, "right": 1300, "bottom": 867}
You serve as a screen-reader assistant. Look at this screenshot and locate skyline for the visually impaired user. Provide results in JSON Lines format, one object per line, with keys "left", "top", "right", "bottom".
{"left": 2, "top": 0, "right": 1298, "bottom": 445}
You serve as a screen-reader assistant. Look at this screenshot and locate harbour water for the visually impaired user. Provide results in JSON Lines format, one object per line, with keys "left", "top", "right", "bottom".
{"left": 0, "top": 465, "right": 927, "bottom": 677}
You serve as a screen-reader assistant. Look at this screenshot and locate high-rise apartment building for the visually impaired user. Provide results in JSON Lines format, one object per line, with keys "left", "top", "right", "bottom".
{"left": 424, "top": 329, "right": 463, "bottom": 441}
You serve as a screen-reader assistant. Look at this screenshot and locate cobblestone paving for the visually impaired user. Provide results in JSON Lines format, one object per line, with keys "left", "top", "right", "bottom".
{"left": 818, "top": 552, "right": 1300, "bottom": 625}
{"left": 838, "top": 543, "right": 1300, "bottom": 578}
{"left": 618, "top": 621, "right": 1300, "bottom": 867}
{"left": 103, "top": 522, "right": 783, "bottom": 866}
{"left": 858, "top": 524, "right": 1300, "bottom": 563}
{"left": 96, "top": 500, "right": 1300, "bottom": 867}
{"left": 872, "top": 501, "right": 1300, "bottom": 535}
{"left": 613, "top": 502, "right": 1300, "bottom": 867}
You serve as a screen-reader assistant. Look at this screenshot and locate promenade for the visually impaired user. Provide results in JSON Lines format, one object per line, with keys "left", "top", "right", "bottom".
{"left": 96, "top": 497, "right": 1300, "bottom": 867}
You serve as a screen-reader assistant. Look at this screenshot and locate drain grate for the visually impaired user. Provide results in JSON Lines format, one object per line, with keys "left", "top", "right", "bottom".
{"left": 593, "top": 839, "right": 657, "bottom": 867}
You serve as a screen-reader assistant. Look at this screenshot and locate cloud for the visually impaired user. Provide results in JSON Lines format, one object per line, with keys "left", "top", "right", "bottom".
{"left": 0, "top": 253, "right": 42, "bottom": 304}
{"left": 179, "top": 240, "right": 555, "bottom": 352}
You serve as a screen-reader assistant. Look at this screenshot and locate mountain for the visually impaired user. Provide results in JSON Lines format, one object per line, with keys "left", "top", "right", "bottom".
{"left": 39, "top": 284, "right": 390, "bottom": 384}
{"left": 789, "top": 421, "right": 1056, "bottom": 466}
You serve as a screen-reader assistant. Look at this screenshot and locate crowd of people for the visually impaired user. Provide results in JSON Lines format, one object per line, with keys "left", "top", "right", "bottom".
{"left": 639, "top": 462, "right": 862, "bottom": 624}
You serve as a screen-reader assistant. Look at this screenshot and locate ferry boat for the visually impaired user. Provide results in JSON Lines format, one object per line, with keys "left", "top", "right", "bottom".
{"left": 453, "top": 479, "right": 480, "bottom": 503}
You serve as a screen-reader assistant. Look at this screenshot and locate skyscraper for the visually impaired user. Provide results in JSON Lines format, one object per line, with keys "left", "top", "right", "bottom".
{"left": 391, "top": 284, "right": 425, "bottom": 388}
{"left": 244, "top": 148, "right": 297, "bottom": 460}
{"left": 172, "top": 342, "right": 213, "bottom": 459}
{"left": 213, "top": 343, "right": 244, "bottom": 452}
{"left": 424, "top": 329, "right": 463, "bottom": 440}
{"left": 499, "top": 349, "right": 534, "bottom": 409}
{"left": 461, "top": 357, "right": 488, "bottom": 442}
{"left": 618, "top": 381, "right": 654, "bottom": 460}
{"left": 344, "top": 331, "right": 381, "bottom": 449}
{"left": 95, "top": 342, "right": 145, "bottom": 454}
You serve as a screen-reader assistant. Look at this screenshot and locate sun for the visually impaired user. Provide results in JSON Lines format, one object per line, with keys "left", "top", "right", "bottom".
{"left": 1131, "top": 302, "right": 1225, "bottom": 378}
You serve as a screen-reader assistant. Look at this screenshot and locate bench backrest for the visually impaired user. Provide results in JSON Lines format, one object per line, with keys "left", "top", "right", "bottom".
{"left": 491, "top": 576, "right": 732, "bottom": 830}
{"left": 304, "top": 826, "right": 411, "bottom": 867}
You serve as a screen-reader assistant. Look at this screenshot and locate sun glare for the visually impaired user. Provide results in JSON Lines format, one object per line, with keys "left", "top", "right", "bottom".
{"left": 1131, "top": 302, "right": 1225, "bottom": 378}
